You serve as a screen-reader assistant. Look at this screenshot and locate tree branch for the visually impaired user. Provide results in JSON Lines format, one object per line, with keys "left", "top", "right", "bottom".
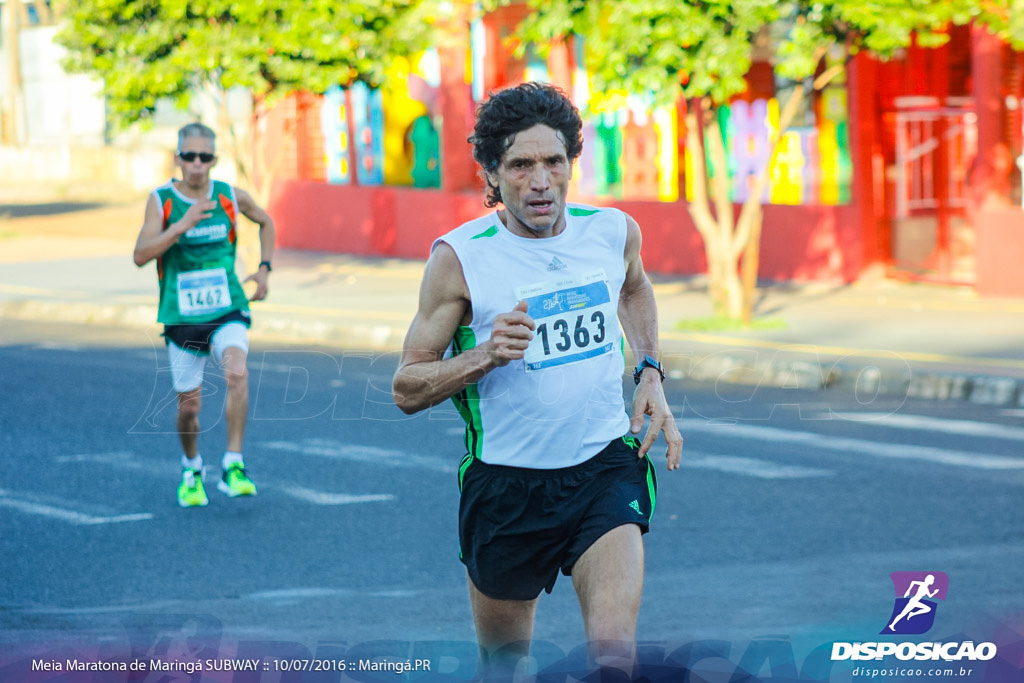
{"left": 731, "top": 82, "right": 806, "bottom": 258}
{"left": 683, "top": 101, "right": 716, "bottom": 241}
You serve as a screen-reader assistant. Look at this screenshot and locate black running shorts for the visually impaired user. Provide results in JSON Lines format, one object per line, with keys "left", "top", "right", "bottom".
{"left": 163, "top": 308, "right": 251, "bottom": 355}
{"left": 457, "top": 435, "right": 657, "bottom": 601}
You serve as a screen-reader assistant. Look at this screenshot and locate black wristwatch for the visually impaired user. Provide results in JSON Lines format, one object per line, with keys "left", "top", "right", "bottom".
{"left": 258, "top": 260, "right": 272, "bottom": 272}
{"left": 633, "top": 355, "right": 665, "bottom": 385}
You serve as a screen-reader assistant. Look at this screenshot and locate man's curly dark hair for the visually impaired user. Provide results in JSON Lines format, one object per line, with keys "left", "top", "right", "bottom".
{"left": 469, "top": 82, "right": 584, "bottom": 208}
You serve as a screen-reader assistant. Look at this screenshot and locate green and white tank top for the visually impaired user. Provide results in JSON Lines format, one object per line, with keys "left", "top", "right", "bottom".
{"left": 153, "top": 179, "right": 249, "bottom": 325}
{"left": 438, "top": 204, "right": 631, "bottom": 469}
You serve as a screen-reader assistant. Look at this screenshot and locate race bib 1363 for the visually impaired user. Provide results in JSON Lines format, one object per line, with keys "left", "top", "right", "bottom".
{"left": 515, "top": 271, "right": 616, "bottom": 372}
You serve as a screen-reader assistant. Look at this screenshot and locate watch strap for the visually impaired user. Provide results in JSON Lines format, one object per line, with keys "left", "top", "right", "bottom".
{"left": 633, "top": 355, "right": 665, "bottom": 385}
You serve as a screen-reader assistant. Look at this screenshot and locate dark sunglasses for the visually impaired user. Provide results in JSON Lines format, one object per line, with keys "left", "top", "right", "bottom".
{"left": 178, "top": 151, "right": 215, "bottom": 163}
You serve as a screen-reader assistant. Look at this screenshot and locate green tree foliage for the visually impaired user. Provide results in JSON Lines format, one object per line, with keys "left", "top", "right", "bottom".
{"left": 514, "top": 0, "right": 1019, "bottom": 321}
{"left": 56, "top": 0, "right": 438, "bottom": 128}
{"left": 56, "top": 0, "right": 439, "bottom": 270}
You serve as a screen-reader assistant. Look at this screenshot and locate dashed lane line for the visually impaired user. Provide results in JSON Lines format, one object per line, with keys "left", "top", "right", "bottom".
{"left": 277, "top": 485, "right": 394, "bottom": 506}
{"left": 0, "top": 489, "right": 152, "bottom": 525}
{"left": 683, "top": 453, "right": 833, "bottom": 479}
{"left": 678, "top": 419, "right": 1024, "bottom": 470}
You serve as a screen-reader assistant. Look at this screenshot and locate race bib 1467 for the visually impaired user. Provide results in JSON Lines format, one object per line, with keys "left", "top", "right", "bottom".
{"left": 515, "top": 270, "right": 616, "bottom": 372}
{"left": 177, "top": 267, "right": 231, "bottom": 317}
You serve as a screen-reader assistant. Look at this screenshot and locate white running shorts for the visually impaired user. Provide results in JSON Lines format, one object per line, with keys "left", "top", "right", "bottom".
{"left": 166, "top": 322, "right": 250, "bottom": 393}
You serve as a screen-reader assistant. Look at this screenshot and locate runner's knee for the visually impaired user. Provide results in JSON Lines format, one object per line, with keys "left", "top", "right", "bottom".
{"left": 177, "top": 390, "right": 202, "bottom": 420}
{"left": 221, "top": 352, "right": 249, "bottom": 390}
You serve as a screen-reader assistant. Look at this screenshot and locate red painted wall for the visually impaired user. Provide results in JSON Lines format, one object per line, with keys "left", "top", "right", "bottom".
{"left": 975, "top": 209, "right": 1024, "bottom": 297}
{"left": 270, "top": 180, "right": 865, "bottom": 282}
{"left": 271, "top": 181, "right": 485, "bottom": 260}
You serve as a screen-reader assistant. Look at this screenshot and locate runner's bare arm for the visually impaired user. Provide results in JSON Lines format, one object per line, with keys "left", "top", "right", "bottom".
{"left": 393, "top": 242, "right": 535, "bottom": 415}
{"left": 618, "top": 213, "right": 682, "bottom": 470}
{"left": 236, "top": 187, "right": 276, "bottom": 262}
{"left": 618, "top": 214, "right": 659, "bottom": 367}
{"left": 236, "top": 187, "right": 276, "bottom": 301}
{"left": 133, "top": 193, "right": 214, "bottom": 267}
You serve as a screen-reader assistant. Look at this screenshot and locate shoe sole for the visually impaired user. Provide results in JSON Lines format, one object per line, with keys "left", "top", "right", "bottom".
{"left": 218, "top": 480, "right": 256, "bottom": 497}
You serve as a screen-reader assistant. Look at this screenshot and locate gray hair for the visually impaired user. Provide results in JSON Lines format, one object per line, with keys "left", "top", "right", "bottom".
{"left": 177, "top": 122, "right": 216, "bottom": 152}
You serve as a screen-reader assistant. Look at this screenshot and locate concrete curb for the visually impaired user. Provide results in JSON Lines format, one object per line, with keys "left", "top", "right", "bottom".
{"left": 5, "top": 298, "right": 1024, "bottom": 407}
{"left": 669, "top": 351, "right": 1024, "bottom": 407}
{"left": 0, "top": 299, "right": 158, "bottom": 329}
{"left": 0, "top": 299, "right": 408, "bottom": 352}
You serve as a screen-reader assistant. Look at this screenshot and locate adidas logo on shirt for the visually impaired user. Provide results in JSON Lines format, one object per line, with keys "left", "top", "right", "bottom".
{"left": 547, "top": 256, "right": 568, "bottom": 271}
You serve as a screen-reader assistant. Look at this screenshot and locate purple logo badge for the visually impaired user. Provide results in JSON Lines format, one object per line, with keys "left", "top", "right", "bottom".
{"left": 881, "top": 571, "right": 949, "bottom": 635}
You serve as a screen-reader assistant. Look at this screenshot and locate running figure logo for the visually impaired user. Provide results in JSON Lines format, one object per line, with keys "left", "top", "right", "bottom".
{"left": 881, "top": 571, "right": 949, "bottom": 635}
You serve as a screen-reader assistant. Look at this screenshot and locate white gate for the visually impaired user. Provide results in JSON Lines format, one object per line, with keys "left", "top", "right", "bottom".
{"left": 893, "top": 96, "right": 977, "bottom": 219}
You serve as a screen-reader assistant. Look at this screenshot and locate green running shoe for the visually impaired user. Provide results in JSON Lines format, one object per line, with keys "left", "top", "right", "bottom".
{"left": 177, "top": 468, "right": 209, "bottom": 508}
{"left": 218, "top": 463, "right": 257, "bottom": 497}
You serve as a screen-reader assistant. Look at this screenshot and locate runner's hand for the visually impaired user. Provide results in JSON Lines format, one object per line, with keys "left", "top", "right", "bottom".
{"left": 630, "top": 379, "right": 683, "bottom": 470}
{"left": 173, "top": 200, "right": 216, "bottom": 235}
{"left": 245, "top": 269, "right": 270, "bottom": 301}
{"left": 487, "top": 300, "right": 534, "bottom": 367}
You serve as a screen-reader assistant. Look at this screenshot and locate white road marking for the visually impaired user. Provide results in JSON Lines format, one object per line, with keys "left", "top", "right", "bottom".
{"left": 847, "top": 412, "right": 1024, "bottom": 441}
{"left": 245, "top": 587, "right": 419, "bottom": 603}
{"left": 683, "top": 453, "right": 833, "bottom": 479}
{"left": 264, "top": 439, "right": 457, "bottom": 473}
{"left": 277, "top": 485, "right": 393, "bottom": 505}
{"left": 0, "top": 490, "right": 152, "bottom": 525}
{"left": 678, "top": 419, "right": 1024, "bottom": 470}
{"left": 52, "top": 450, "right": 406, "bottom": 507}
{"left": 55, "top": 452, "right": 152, "bottom": 471}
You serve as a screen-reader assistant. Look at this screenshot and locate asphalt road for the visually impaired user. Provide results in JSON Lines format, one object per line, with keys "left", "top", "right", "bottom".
{"left": 1, "top": 319, "right": 1023, "bottom": 682}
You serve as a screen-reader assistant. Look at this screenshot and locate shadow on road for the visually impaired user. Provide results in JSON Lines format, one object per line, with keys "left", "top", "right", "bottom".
{"left": 0, "top": 202, "right": 106, "bottom": 219}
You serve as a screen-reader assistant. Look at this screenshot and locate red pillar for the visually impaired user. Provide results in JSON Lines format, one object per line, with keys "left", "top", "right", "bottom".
{"left": 847, "top": 52, "right": 883, "bottom": 271}
{"left": 930, "top": 41, "right": 952, "bottom": 273}
{"left": 439, "top": 12, "right": 478, "bottom": 192}
{"left": 547, "top": 37, "right": 574, "bottom": 95}
{"left": 971, "top": 23, "right": 1006, "bottom": 206}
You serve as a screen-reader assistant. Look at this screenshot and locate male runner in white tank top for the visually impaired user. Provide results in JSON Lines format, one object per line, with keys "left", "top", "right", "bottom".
{"left": 393, "top": 82, "right": 683, "bottom": 679}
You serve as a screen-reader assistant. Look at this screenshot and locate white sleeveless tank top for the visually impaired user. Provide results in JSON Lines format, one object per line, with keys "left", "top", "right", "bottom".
{"left": 436, "top": 204, "right": 631, "bottom": 468}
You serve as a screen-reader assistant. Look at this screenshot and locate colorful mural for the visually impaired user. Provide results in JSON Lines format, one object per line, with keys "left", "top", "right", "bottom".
{"left": 351, "top": 82, "right": 385, "bottom": 186}
{"left": 315, "top": 34, "right": 850, "bottom": 206}
{"left": 689, "top": 86, "right": 852, "bottom": 207}
{"left": 320, "top": 87, "right": 351, "bottom": 185}
{"left": 320, "top": 53, "right": 441, "bottom": 189}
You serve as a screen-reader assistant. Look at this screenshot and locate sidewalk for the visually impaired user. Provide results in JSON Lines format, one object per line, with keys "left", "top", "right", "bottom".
{"left": 3, "top": 199, "right": 1024, "bottom": 407}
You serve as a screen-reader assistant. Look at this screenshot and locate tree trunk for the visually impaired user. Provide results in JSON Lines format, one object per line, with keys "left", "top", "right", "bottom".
{"left": 35, "top": 0, "right": 55, "bottom": 24}
{"left": 211, "top": 84, "right": 252, "bottom": 190}
{"left": 684, "top": 99, "right": 730, "bottom": 316}
{"left": 737, "top": 202, "right": 764, "bottom": 322}
{"left": 703, "top": 107, "right": 748, "bottom": 318}
{"left": 2, "top": 0, "right": 25, "bottom": 146}
{"left": 737, "top": 83, "right": 808, "bottom": 322}
{"left": 683, "top": 86, "right": 812, "bottom": 322}
{"left": 205, "top": 85, "right": 297, "bottom": 277}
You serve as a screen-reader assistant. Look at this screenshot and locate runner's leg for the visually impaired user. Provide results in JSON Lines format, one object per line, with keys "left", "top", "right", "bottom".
{"left": 571, "top": 523, "right": 644, "bottom": 678}
{"left": 168, "top": 342, "right": 206, "bottom": 460}
{"left": 212, "top": 324, "right": 250, "bottom": 454}
{"left": 177, "top": 388, "right": 202, "bottom": 459}
{"left": 468, "top": 577, "right": 538, "bottom": 677}
{"left": 221, "top": 346, "right": 248, "bottom": 453}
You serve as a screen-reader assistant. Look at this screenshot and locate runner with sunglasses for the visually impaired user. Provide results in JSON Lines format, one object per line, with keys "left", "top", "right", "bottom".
{"left": 133, "top": 122, "right": 276, "bottom": 508}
